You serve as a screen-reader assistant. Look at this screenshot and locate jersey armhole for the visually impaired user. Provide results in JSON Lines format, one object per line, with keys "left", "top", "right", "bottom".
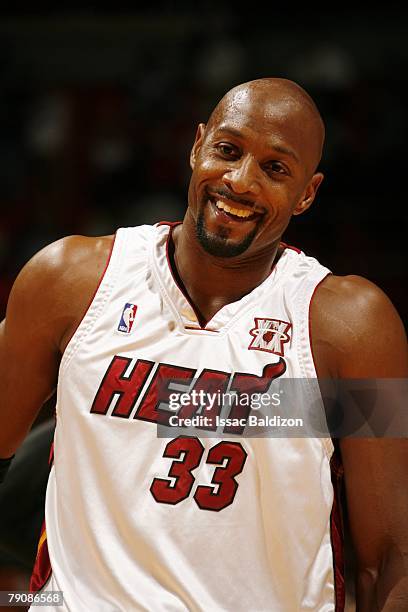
{"left": 294, "top": 270, "right": 331, "bottom": 379}
{"left": 310, "top": 272, "right": 334, "bottom": 461}
{"left": 294, "top": 269, "right": 334, "bottom": 460}
{"left": 58, "top": 230, "right": 123, "bottom": 375}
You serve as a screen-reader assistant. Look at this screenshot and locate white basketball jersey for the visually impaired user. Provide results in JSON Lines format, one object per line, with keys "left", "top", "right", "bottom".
{"left": 30, "top": 222, "right": 345, "bottom": 611}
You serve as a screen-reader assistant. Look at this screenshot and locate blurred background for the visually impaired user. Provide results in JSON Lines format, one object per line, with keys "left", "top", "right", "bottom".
{"left": 0, "top": 5, "right": 407, "bottom": 609}
{"left": 1, "top": 6, "right": 407, "bottom": 327}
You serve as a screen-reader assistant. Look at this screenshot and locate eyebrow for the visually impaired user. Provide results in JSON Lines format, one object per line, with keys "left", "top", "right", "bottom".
{"left": 215, "top": 126, "right": 300, "bottom": 163}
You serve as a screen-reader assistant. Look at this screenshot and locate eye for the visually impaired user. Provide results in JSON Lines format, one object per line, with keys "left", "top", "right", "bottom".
{"left": 216, "top": 142, "right": 240, "bottom": 159}
{"left": 263, "top": 161, "right": 288, "bottom": 176}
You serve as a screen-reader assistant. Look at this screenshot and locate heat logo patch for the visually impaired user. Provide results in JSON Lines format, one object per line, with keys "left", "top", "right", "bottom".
{"left": 248, "top": 318, "right": 291, "bottom": 356}
{"left": 118, "top": 303, "right": 137, "bottom": 333}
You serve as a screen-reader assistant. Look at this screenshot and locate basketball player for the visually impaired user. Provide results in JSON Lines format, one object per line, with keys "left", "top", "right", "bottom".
{"left": 1, "top": 78, "right": 407, "bottom": 611}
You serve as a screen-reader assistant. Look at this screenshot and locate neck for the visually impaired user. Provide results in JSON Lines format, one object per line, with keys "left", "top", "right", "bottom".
{"left": 171, "top": 215, "right": 280, "bottom": 325}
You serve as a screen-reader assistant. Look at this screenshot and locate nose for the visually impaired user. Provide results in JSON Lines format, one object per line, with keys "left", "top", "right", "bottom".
{"left": 222, "top": 154, "right": 261, "bottom": 196}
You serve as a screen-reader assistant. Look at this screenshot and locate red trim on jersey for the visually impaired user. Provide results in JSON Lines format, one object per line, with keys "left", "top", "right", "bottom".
{"left": 62, "top": 232, "right": 117, "bottom": 352}
{"left": 279, "top": 241, "right": 302, "bottom": 254}
{"left": 160, "top": 222, "right": 303, "bottom": 331}
{"left": 165, "top": 225, "right": 210, "bottom": 329}
{"left": 48, "top": 441, "right": 54, "bottom": 465}
{"left": 163, "top": 222, "right": 285, "bottom": 330}
{"left": 30, "top": 521, "right": 51, "bottom": 593}
{"left": 156, "top": 220, "right": 182, "bottom": 228}
{"left": 330, "top": 445, "right": 345, "bottom": 611}
{"left": 30, "top": 433, "right": 55, "bottom": 593}
{"left": 184, "top": 325, "right": 219, "bottom": 332}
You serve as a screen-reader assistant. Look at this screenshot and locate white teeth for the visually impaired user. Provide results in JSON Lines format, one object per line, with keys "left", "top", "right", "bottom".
{"left": 215, "top": 200, "right": 254, "bottom": 218}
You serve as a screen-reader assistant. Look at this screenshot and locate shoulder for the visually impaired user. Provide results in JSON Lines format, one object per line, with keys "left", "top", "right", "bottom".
{"left": 6, "top": 234, "right": 115, "bottom": 353}
{"left": 311, "top": 274, "right": 396, "bottom": 332}
{"left": 18, "top": 234, "right": 114, "bottom": 277}
{"left": 9, "top": 234, "right": 115, "bottom": 307}
{"left": 310, "top": 274, "right": 408, "bottom": 378}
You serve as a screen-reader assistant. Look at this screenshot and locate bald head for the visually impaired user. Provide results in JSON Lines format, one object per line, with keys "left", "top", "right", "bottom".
{"left": 206, "top": 78, "right": 325, "bottom": 173}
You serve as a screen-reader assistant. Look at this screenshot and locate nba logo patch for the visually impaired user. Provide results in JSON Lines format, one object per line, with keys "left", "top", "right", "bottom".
{"left": 118, "top": 303, "right": 137, "bottom": 333}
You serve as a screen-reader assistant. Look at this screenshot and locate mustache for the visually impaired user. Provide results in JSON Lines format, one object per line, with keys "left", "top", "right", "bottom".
{"left": 206, "top": 187, "right": 263, "bottom": 211}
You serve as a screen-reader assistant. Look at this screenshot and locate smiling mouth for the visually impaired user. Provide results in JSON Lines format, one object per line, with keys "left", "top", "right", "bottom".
{"left": 207, "top": 193, "right": 263, "bottom": 223}
{"left": 214, "top": 199, "right": 255, "bottom": 218}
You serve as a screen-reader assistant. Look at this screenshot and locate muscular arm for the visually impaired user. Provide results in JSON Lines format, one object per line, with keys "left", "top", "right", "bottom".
{"left": 0, "top": 234, "right": 114, "bottom": 458}
{"left": 312, "top": 275, "right": 408, "bottom": 611}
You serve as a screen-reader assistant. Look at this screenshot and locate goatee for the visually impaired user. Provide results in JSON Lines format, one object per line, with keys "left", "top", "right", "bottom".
{"left": 196, "top": 210, "right": 257, "bottom": 258}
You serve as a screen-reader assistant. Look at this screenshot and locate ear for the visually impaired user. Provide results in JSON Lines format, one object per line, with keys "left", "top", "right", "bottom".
{"left": 292, "top": 172, "right": 324, "bottom": 216}
{"left": 190, "top": 123, "right": 206, "bottom": 170}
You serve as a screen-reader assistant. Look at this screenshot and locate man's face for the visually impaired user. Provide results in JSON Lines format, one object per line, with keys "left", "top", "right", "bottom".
{"left": 187, "top": 88, "right": 323, "bottom": 259}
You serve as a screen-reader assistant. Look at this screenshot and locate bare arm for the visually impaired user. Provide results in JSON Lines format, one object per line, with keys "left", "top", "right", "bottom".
{"left": 312, "top": 274, "right": 408, "bottom": 612}
{"left": 0, "top": 234, "right": 114, "bottom": 458}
